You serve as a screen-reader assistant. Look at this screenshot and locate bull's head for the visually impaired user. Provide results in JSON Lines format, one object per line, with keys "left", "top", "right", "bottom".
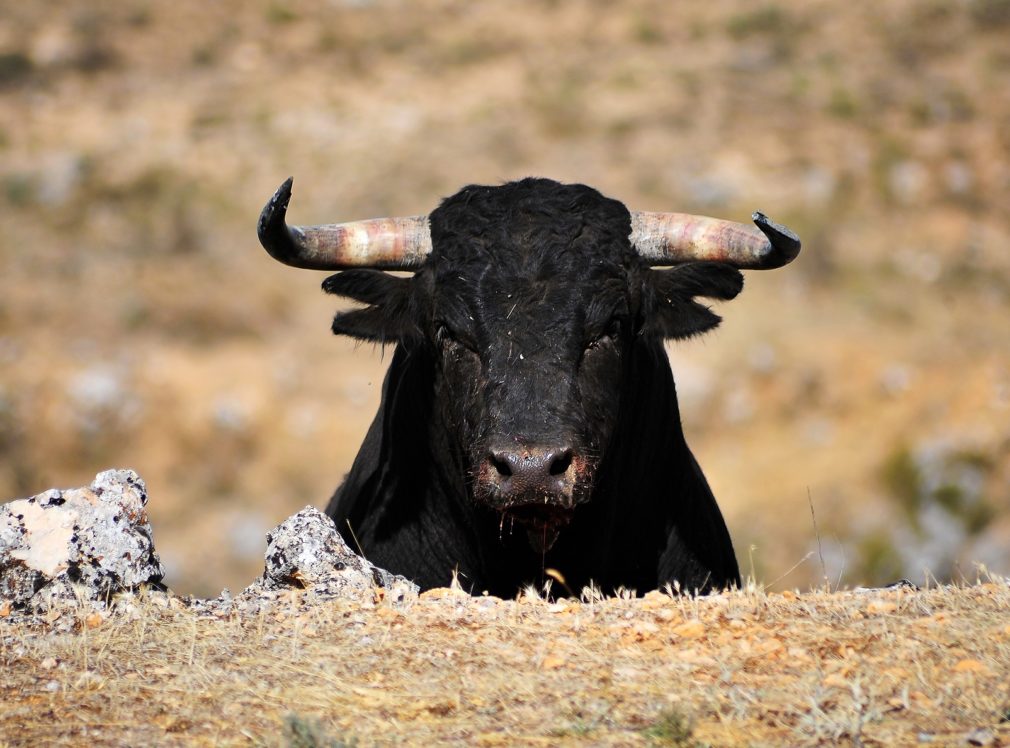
{"left": 259, "top": 178, "right": 799, "bottom": 552}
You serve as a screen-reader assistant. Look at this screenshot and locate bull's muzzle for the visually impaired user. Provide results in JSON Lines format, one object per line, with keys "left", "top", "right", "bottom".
{"left": 486, "top": 445, "right": 575, "bottom": 503}
{"left": 477, "top": 444, "right": 586, "bottom": 552}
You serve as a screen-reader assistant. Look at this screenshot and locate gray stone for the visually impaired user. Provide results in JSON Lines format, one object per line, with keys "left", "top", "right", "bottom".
{"left": 241, "top": 507, "right": 418, "bottom": 604}
{"left": 0, "top": 469, "right": 165, "bottom": 610}
{"left": 2, "top": 470, "right": 417, "bottom": 623}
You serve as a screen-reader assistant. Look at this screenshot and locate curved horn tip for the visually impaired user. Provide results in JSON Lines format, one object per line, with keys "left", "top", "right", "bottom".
{"left": 751, "top": 211, "right": 801, "bottom": 268}
{"left": 266, "top": 177, "right": 294, "bottom": 218}
{"left": 276, "top": 175, "right": 294, "bottom": 204}
{"left": 258, "top": 177, "right": 312, "bottom": 268}
{"left": 258, "top": 177, "right": 295, "bottom": 242}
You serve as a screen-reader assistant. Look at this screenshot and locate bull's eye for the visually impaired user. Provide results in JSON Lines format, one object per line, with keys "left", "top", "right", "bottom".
{"left": 435, "top": 323, "right": 459, "bottom": 349}
{"left": 435, "top": 322, "right": 452, "bottom": 345}
{"left": 436, "top": 322, "right": 477, "bottom": 355}
{"left": 586, "top": 319, "right": 622, "bottom": 351}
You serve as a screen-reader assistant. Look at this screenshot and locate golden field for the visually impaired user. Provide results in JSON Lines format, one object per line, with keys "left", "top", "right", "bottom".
{"left": 1, "top": 0, "right": 1008, "bottom": 596}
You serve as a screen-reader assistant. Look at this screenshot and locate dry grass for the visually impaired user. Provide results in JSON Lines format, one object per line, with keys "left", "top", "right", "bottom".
{"left": 2, "top": 580, "right": 1009, "bottom": 746}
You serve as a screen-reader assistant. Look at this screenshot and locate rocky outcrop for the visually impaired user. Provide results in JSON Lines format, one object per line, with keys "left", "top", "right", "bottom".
{"left": 238, "top": 506, "right": 418, "bottom": 605}
{"left": 0, "top": 469, "right": 164, "bottom": 612}
{"left": 1, "top": 471, "right": 416, "bottom": 622}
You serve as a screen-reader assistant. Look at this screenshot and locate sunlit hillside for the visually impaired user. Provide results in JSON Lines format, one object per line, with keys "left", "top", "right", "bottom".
{"left": 1, "top": 0, "right": 1008, "bottom": 595}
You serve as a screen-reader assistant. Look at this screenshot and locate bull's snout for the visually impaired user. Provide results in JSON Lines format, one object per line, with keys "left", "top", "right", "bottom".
{"left": 477, "top": 443, "right": 588, "bottom": 552}
{"left": 486, "top": 446, "right": 574, "bottom": 500}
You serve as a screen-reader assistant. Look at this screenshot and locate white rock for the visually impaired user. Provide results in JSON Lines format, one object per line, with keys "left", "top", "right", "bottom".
{"left": 0, "top": 470, "right": 165, "bottom": 609}
{"left": 244, "top": 507, "right": 418, "bottom": 602}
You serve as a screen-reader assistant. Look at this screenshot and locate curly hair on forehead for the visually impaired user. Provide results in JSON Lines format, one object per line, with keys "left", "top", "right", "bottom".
{"left": 428, "top": 177, "right": 634, "bottom": 272}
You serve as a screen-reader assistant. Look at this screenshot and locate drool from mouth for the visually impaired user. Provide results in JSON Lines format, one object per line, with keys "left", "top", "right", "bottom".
{"left": 501, "top": 501, "right": 575, "bottom": 553}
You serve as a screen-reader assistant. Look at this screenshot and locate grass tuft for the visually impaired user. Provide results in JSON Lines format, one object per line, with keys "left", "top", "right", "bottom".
{"left": 283, "top": 714, "right": 353, "bottom": 748}
{"left": 643, "top": 708, "right": 698, "bottom": 746}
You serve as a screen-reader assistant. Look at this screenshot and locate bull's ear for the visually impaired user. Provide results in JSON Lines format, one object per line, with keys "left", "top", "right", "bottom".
{"left": 322, "top": 269, "right": 420, "bottom": 343}
{"left": 643, "top": 264, "right": 744, "bottom": 340}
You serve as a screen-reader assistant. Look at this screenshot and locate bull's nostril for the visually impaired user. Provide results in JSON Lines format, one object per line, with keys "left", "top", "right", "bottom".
{"left": 549, "top": 449, "right": 573, "bottom": 476}
{"left": 490, "top": 452, "right": 513, "bottom": 477}
{"left": 486, "top": 446, "right": 573, "bottom": 485}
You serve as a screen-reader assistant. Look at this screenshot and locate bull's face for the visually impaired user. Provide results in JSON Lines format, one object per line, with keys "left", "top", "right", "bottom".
{"left": 321, "top": 181, "right": 745, "bottom": 551}
{"left": 427, "top": 214, "right": 633, "bottom": 552}
{"left": 257, "top": 177, "right": 799, "bottom": 552}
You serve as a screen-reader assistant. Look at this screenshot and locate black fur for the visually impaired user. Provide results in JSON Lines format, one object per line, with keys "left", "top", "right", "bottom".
{"left": 643, "top": 263, "right": 744, "bottom": 340}
{"left": 324, "top": 178, "right": 742, "bottom": 596}
{"left": 323, "top": 270, "right": 420, "bottom": 343}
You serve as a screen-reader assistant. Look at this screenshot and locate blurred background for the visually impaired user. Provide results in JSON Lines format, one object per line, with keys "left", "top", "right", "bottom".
{"left": 1, "top": 0, "right": 1008, "bottom": 596}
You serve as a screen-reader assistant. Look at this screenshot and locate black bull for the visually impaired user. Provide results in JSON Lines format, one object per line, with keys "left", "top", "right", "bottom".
{"left": 257, "top": 177, "right": 800, "bottom": 597}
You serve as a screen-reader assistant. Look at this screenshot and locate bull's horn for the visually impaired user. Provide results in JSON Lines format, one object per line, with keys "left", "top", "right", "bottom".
{"left": 257, "top": 177, "right": 432, "bottom": 270}
{"left": 630, "top": 211, "right": 801, "bottom": 269}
